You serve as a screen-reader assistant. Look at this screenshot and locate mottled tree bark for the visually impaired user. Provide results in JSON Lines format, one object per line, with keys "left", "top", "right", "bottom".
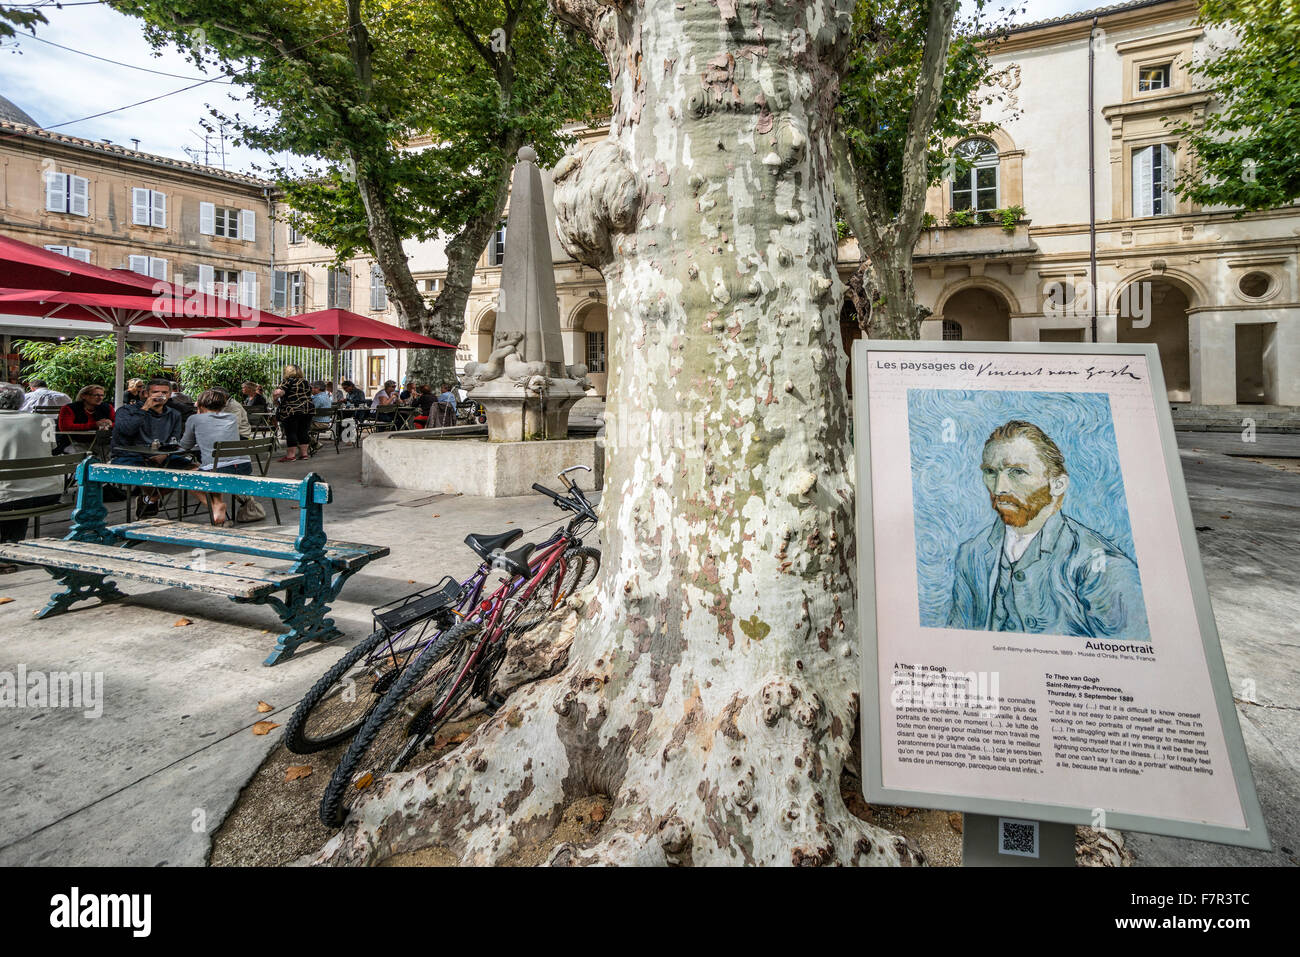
{"left": 314, "top": 0, "right": 913, "bottom": 867}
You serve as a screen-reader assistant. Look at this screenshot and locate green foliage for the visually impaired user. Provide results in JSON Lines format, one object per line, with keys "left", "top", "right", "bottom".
{"left": 14, "top": 337, "right": 164, "bottom": 399}
{"left": 1173, "top": 0, "right": 1300, "bottom": 211}
{"left": 0, "top": 5, "right": 46, "bottom": 39}
{"left": 176, "top": 348, "right": 277, "bottom": 397}
{"left": 118, "top": 0, "right": 608, "bottom": 264}
{"left": 837, "top": 0, "right": 1016, "bottom": 220}
{"left": 944, "top": 204, "right": 1025, "bottom": 231}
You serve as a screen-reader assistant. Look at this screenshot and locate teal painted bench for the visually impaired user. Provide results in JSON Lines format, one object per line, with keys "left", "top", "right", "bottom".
{"left": 0, "top": 459, "right": 389, "bottom": 665}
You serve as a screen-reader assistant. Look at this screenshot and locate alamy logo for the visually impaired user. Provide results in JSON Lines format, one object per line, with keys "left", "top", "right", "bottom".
{"left": 0, "top": 665, "right": 103, "bottom": 718}
{"left": 49, "top": 888, "right": 151, "bottom": 937}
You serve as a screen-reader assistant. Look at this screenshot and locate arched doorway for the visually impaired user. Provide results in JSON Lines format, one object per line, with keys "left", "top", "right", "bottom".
{"left": 940, "top": 287, "right": 1012, "bottom": 341}
{"left": 476, "top": 310, "right": 496, "bottom": 363}
{"left": 1116, "top": 279, "right": 1190, "bottom": 401}
{"left": 577, "top": 303, "right": 609, "bottom": 397}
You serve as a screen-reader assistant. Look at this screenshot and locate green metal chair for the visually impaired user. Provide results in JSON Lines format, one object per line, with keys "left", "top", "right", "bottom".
{"left": 211, "top": 436, "right": 282, "bottom": 525}
{"left": 0, "top": 454, "right": 82, "bottom": 537}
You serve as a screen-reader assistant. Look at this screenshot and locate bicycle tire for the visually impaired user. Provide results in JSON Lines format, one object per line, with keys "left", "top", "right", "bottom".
{"left": 556, "top": 546, "right": 600, "bottom": 604}
{"left": 320, "top": 619, "right": 482, "bottom": 828}
{"left": 284, "top": 623, "right": 433, "bottom": 754}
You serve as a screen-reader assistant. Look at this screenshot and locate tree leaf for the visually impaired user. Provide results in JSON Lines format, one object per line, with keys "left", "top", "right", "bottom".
{"left": 285, "top": 765, "right": 313, "bottom": 782}
{"left": 257, "top": 701, "right": 273, "bottom": 713}
{"left": 173, "top": 617, "right": 192, "bottom": 627}
{"left": 251, "top": 720, "right": 280, "bottom": 735}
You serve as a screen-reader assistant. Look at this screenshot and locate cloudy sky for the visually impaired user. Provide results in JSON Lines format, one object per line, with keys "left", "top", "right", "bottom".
{"left": 0, "top": 0, "right": 1095, "bottom": 176}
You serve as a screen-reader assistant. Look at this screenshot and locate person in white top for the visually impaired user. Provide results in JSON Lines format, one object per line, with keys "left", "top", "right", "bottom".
{"left": 19, "top": 380, "right": 72, "bottom": 411}
{"left": 0, "top": 386, "right": 63, "bottom": 550}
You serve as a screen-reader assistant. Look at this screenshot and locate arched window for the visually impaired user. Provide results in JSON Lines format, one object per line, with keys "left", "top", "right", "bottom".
{"left": 951, "top": 139, "right": 999, "bottom": 212}
{"left": 942, "top": 320, "right": 963, "bottom": 340}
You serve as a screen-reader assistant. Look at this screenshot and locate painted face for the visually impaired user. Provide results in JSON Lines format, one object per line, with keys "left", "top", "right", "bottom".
{"left": 981, "top": 435, "right": 1056, "bottom": 528}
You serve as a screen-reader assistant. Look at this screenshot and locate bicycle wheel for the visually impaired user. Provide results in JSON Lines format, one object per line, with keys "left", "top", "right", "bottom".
{"left": 556, "top": 546, "right": 600, "bottom": 603}
{"left": 320, "top": 619, "right": 482, "bottom": 828}
{"left": 284, "top": 620, "right": 437, "bottom": 754}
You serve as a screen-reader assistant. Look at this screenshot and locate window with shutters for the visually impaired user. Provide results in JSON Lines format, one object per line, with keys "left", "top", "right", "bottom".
{"left": 201, "top": 203, "right": 255, "bottom": 240}
{"left": 132, "top": 188, "right": 167, "bottom": 228}
{"left": 369, "top": 263, "right": 387, "bottom": 311}
{"left": 488, "top": 223, "right": 506, "bottom": 266}
{"left": 45, "top": 245, "right": 91, "bottom": 263}
{"left": 288, "top": 224, "right": 305, "bottom": 244}
{"left": 328, "top": 268, "right": 352, "bottom": 309}
{"left": 1132, "top": 143, "right": 1176, "bottom": 217}
{"left": 950, "top": 139, "right": 999, "bottom": 212}
{"left": 211, "top": 268, "right": 240, "bottom": 300}
{"left": 128, "top": 255, "right": 168, "bottom": 281}
{"left": 273, "top": 270, "right": 304, "bottom": 313}
{"left": 44, "top": 170, "right": 90, "bottom": 216}
{"left": 585, "top": 330, "right": 606, "bottom": 374}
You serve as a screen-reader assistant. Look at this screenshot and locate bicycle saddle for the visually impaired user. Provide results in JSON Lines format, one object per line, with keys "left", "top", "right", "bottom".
{"left": 490, "top": 542, "right": 536, "bottom": 579}
{"left": 465, "top": 529, "right": 523, "bottom": 562}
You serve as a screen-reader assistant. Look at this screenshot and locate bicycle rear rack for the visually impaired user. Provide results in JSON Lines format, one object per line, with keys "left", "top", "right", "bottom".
{"left": 371, "top": 576, "right": 462, "bottom": 636}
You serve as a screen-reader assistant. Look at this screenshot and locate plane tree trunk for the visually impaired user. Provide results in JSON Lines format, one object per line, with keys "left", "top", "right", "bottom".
{"left": 314, "top": 0, "right": 915, "bottom": 867}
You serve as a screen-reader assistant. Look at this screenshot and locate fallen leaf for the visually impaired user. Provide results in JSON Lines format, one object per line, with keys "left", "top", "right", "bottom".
{"left": 353, "top": 771, "right": 374, "bottom": 790}
{"left": 0, "top": 597, "right": 14, "bottom": 605}
{"left": 432, "top": 513, "right": 440, "bottom": 518}
{"left": 897, "top": 806, "right": 912, "bottom": 818}
{"left": 590, "top": 804, "right": 607, "bottom": 823}
{"left": 244, "top": 562, "right": 256, "bottom": 566}
{"left": 251, "top": 720, "right": 279, "bottom": 735}
{"left": 948, "top": 811, "right": 963, "bottom": 833}
{"left": 407, "top": 579, "right": 416, "bottom": 584}
{"left": 1220, "top": 514, "right": 1230, "bottom": 519}
{"left": 285, "top": 765, "right": 313, "bottom": 782}
{"left": 173, "top": 617, "right": 192, "bottom": 627}
{"left": 257, "top": 701, "right": 273, "bottom": 713}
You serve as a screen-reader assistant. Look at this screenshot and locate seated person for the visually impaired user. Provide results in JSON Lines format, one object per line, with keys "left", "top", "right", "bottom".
{"left": 0, "top": 386, "right": 63, "bottom": 548}
{"left": 241, "top": 381, "right": 268, "bottom": 412}
{"left": 341, "top": 380, "right": 367, "bottom": 406}
{"left": 437, "top": 382, "right": 459, "bottom": 425}
{"left": 56, "top": 384, "right": 114, "bottom": 452}
{"left": 180, "top": 389, "right": 252, "bottom": 526}
{"left": 310, "top": 380, "right": 333, "bottom": 425}
{"left": 110, "top": 378, "right": 188, "bottom": 517}
{"left": 125, "top": 378, "right": 147, "bottom": 406}
{"left": 220, "top": 389, "right": 253, "bottom": 439}
{"left": 19, "top": 379, "right": 72, "bottom": 411}
{"left": 414, "top": 385, "right": 436, "bottom": 427}
{"left": 371, "top": 379, "right": 398, "bottom": 422}
{"left": 167, "top": 382, "right": 197, "bottom": 423}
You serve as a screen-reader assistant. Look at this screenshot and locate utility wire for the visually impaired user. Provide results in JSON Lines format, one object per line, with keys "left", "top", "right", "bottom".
{"left": 22, "top": 32, "right": 234, "bottom": 82}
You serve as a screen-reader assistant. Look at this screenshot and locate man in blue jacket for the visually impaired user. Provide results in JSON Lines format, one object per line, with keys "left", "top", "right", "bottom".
{"left": 110, "top": 378, "right": 187, "bottom": 516}
{"left": 947, "top": 420, "right": 1149, "bottom": 641}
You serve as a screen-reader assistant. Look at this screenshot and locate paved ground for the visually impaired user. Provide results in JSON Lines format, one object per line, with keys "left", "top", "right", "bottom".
{"left": 0, "top": 432, "right": 1294, "bottom": 866}
{"left": 0, "top": 446, "right": 587, "bottom": 866}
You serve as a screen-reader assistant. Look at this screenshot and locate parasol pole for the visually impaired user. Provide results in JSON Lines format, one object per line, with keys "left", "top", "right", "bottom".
{"left": 114, "top": 322, "right": 128, "bottom": 409}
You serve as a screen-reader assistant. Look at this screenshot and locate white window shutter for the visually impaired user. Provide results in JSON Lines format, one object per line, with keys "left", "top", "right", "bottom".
{"left": 198, "top": 264, "right": 214, "bottom": 295}
{"left": 239, "top": 270, "right": 257, "bottom": 307}
{"left": 1160, "top": 145, "right": 1175, "bottom": 214}
{"left": 150, "top": 258, "right": 167, "bottom": 281}
{"left": 70, "top": 247, "right": 91, "bottom": 263}
{"left": 70, "top": 176, "right": 89, "bottom": 216}
{"left": 1132, "top": 146, "right": 1154, "bottom": 217}
{"left": 240, "top": 209, "right": 255, "bottom": 241}
{"left": 200, "top": 202, "right": 215, "bottom": 235}
{"left": 272, "top": 271, "right": 286, "bottom": 310}
{"left": 152, "top": 191, "right": 167, "bottom": 228}
{"left": 45, "top": 171, "right": 68, "bottom": 212}
{"left": 44, "top": 244, "right": 65, "bottom": 256}
{"left": 128, "top": 254, "right": 149, "bottom": 275}
{"left": 132, "top": 187, "right": 151, "bottom": 225}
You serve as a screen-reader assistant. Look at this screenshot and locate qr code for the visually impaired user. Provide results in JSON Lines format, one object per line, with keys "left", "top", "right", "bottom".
{"left": 998, "top": 817, "right": 1039, "bottom": 858}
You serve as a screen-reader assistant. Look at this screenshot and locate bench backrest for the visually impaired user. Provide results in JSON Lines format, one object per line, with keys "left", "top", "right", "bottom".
{"left": 66, "top": 459, "right": 332, "bottom": 559}
{"left": 0, "top": 453, "right": 84, "bottom": 481}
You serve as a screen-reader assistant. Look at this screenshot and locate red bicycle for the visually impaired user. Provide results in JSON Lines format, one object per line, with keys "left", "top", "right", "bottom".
{"left": 319, "top": 467, "right": 600, "bottom": 827}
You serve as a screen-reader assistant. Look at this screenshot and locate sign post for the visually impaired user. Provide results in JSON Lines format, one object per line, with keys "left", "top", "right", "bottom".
{"left": 853, "top": 340, "right": 1269, "bottom": 857}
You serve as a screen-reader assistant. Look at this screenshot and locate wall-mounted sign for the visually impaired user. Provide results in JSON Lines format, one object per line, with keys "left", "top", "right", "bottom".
{"left": 854, "top": 340, "right": 1268, "bottom": 848}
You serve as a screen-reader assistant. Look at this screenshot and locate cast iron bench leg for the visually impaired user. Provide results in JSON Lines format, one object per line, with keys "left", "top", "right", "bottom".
{"left": 37, "top": 568, "right": 128, "bottom": 619}
{"left": 255, "top": 585, "right": 344, "bottom": 666}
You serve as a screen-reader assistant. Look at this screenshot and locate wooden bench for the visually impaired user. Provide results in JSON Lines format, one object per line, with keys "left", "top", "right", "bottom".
{"left": 0, "top": 459, "right": 389, "bottom": 665}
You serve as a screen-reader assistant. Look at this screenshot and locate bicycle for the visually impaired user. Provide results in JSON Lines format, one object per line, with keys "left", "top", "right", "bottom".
{"left": 318, "top": 466, "right": 600, "bottom": 827}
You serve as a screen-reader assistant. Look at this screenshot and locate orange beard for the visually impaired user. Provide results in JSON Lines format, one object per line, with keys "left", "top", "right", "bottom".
{"left": 991, "top": 484, "right": 1054, "bottom": 528}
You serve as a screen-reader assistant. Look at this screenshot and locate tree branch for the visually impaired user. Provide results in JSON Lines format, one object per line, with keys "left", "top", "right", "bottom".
{"left": 442, "top": 1, "right": 500, "bottom": 74}
{"left": 897, "top": 0, "right": 957, "bottom": 237}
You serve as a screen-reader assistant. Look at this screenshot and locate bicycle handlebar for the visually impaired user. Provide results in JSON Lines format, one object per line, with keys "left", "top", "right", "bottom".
{"left": 532, "top": 483, "right": 562, "bottom": 501}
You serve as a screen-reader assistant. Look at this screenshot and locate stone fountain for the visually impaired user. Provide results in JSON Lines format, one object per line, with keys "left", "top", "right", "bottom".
{"left": 463, "top": 146, "right": 592, "bottom": 440}
{"left": 360, "top": 146, "right": 599, "bottom": 497}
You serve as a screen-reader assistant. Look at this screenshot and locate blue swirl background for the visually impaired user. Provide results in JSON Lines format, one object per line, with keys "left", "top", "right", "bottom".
{"left": 907, "top": 389, "right": 1138, "bottom": 627}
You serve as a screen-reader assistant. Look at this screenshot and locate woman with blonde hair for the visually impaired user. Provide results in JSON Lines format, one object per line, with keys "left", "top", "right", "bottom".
{"left": 272, "top": 363, "right": 313, "bottom": 461}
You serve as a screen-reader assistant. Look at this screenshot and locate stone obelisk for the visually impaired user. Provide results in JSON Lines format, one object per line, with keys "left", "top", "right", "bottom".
{"left": 466, "top": 146, "right": 590, "bottom": 441}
